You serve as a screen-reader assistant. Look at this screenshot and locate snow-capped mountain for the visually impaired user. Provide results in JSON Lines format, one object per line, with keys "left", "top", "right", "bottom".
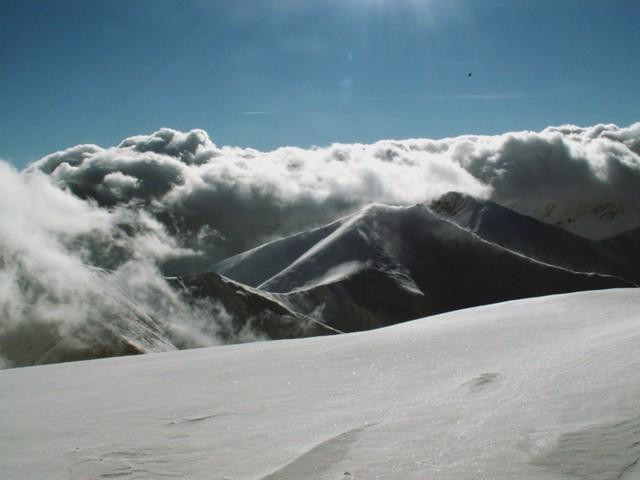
{"left": 502, "top": 197, "right": 640, "bottom": 240}
{"left": 9, "top": 197, "right": 636, "bottom": 368}
{"left": 211, "top": 202, "right": 631, "bottom": 332}
{"left": 4, "top": 289, "right": 640, "bottom": 479}
{"left": 212, "top": 216, "right": 348, "bottom": 288}
{"left": 430, "top": 191, "right": 638, "bottom": 283}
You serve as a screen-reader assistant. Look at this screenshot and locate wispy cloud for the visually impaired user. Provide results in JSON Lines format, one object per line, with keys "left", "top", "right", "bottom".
{"left": 359, "top": 114, "right": 400, "bottom": 122}
{"left": 433, "top": 93, "right": 526, "bottom": 100}
{"left": 241, "top": 111, "right": 273, "bottom": 116}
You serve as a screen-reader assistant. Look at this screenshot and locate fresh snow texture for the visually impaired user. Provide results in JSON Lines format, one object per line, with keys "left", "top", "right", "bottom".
{"left": 2, "top": 288, "right": 640, "bottom": 479}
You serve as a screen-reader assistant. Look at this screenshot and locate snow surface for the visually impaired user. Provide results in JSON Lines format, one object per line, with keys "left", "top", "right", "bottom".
{"left": 2, "top": 289, "right": 640, "bottom": 479}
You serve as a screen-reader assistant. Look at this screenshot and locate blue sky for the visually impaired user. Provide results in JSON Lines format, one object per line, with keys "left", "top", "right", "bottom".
{"left": 1, "top": 0, "right": 638, "bottom": 167}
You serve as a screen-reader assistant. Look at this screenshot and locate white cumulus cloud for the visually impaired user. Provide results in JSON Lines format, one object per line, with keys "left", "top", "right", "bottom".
{"left": 28, "top": 122, "right": 640, "bottom": 249}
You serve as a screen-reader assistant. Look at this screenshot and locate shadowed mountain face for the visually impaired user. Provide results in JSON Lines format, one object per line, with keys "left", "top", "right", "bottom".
{"left": 209, "top": 202, "right": 632, "bottom": 332}
{"left": 171, "top": 272, "right": 332, "bottom": 340}
{"left": 431, "top": 192, "right": 640, "bottom": 285}
{"left": 198, "top": 195, "right": 640, "bottom": 337}
{"left": 430, "top": 192, "right": 607, "bottom": 269}
{"left": 597, "top": 227, "right": 640, "bottom": 283}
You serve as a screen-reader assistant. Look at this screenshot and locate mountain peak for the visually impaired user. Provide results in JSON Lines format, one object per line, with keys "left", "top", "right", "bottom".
{"left": 429, "top": 191, "right": 481, "bottom": 217}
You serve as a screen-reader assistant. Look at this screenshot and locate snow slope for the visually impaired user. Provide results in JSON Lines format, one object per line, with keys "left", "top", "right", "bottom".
{"left": 212, "top": 217, "right": 348, "bottom": 288}
{"left": 2, "top": 289, "right": 640, "bottom": 479}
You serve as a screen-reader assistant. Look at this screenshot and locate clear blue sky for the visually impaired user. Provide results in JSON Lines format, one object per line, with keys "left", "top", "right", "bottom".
{"left": 1, "top": 0, "right": 638, "bottom": 167}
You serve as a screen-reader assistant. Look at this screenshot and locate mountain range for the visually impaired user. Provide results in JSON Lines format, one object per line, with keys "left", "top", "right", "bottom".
{"left": 5, "top": 192, "right": 639, "bottom": 367}
{"left": 204, "top": 195, "right": 635, "bottom": 335}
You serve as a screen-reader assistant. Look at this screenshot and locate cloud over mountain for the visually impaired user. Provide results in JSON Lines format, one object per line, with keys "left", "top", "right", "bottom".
{"left": 458, "top": 123, "right": 640, "bottom": 205}
{"left": 0, "top": 161, "right": 231, "bottom": 367}
{"left": 28, "top": 122, "right": 640, "bottom": 257}
{"left": 28, "top": 127, "right": 492, "bottom": 260}
{"left": 2, "top": 122, "right": 639, "bottom": 366}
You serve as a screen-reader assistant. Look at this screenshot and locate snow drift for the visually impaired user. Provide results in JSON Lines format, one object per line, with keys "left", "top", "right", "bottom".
{"left": 2, "top": 289, "right": 640, "bottom": 479}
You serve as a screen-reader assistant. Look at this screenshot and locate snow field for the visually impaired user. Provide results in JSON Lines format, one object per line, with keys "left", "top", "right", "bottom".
{"left": 2, "top": 289, "right": 640, "bottom": 479}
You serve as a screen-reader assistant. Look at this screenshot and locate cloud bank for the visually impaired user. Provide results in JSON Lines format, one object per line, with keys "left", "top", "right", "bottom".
{"left": 29, "top": 121, "right": 640, "bottom": 253}
{"left": 2, "top": 121, "right": 639, "bottom": 366}
{"left": 0, "top": 161, "right": 233, "bottom": 368}
{"left": 28, "top": 128, "right": 493, "bottom": 262}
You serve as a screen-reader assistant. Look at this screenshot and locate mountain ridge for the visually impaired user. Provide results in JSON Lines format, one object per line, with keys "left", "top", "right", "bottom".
{"left": 210, "top": 201, "right": 632, "bottom": 332}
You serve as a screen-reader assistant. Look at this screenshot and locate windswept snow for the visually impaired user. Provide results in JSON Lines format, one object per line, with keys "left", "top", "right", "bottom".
{"left": 212, "top": 216, "right": 348, "bottom": 288}
{"left": 2, "top": 289, "right": 640, "bottom": 479}
{"left": 296, "top": 260, "right": 368, "bottom": 291}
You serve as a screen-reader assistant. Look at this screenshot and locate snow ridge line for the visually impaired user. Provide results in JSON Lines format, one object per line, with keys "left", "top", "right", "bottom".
{"left": 436, "top": 215, "right": 639, "bottom": 286}
{"left": 213, "top": 213, "right": 348, "bottom": 274}
{"left": 257, "top": 208, "right": 368, "bottom": 290}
